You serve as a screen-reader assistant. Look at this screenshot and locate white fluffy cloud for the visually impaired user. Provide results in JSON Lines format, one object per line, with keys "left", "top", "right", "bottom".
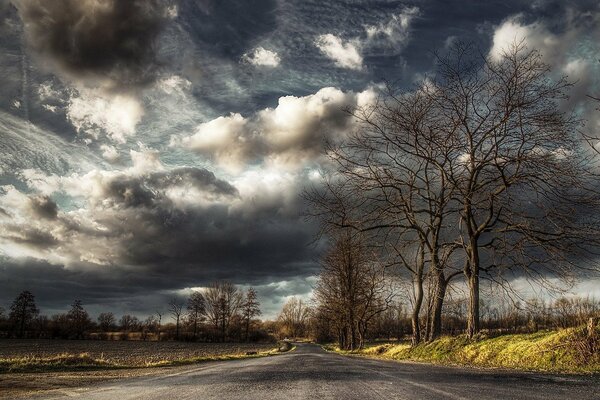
{"left": 100, "top": 144, "right": 119, "bottom": 163}
{"left": 175, "top": 87, "right": 377, "bottom": 172}
{"left": 489, "top": 16, "right": 566, "bottom": 64}
{"left": 67, "top": 89, "right": 144, "bottom": 143}
{"left": 316, "top": 8, "right": 419, "bottom": 70}
{"left": 315, "top": 34, "right": 363, "bottom": 70}
{"left": 242, "top": 47, "right": 281, "bottom": 67}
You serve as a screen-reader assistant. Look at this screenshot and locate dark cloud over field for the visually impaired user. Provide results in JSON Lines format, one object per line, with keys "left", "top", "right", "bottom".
{"left": 0, "top": 0, "right": 599, "bottom": 317}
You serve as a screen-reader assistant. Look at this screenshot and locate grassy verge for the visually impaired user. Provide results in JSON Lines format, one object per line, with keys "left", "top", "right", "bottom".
{"left": 0, "top": 345, "right": 293, "bottom": 373}
{"left": 326, "top": 326, "right": 600, "bottom": 374}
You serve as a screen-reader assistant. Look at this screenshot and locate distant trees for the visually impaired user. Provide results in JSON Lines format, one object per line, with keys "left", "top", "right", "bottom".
{"left": 204, "top": 281, "right": 243, "bottom": 341}
{"left": 277, "top": 297, "right": 310, "bottom": 339}
{"left": 314, "top": 232, "right": 392, "bottom": 349}
{"left": 9, "top": 290, "right": 39, "bottom": 338}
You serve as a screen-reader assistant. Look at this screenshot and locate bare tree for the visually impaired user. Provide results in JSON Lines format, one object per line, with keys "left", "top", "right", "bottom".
{"left": 187, "top": 291, "right": 206, "bottom": 340}
{"left": 306, "top": 73, "right": 463, "bottom": 342}
{"left": 430, "top": 42, "right": 599, "bottom": 338}
{"left": 278, "top": 297, "right": 310, "bottom": 339}
{"left": 169, "top": 299, "right": 184, "bottom": 340}
{"left": 119, "top": 314, "right": 139, "bottom": 332}
{"left": 9, "top": 290, "right": 39, "bottom": 338}
{"left": 67, "top": 300, "right": 92, "bottom": 339}
{"left": 241, "top": 287, "right": 261, "bottom": 341}
{"left": 307, "top": 42, "right": 600, "bottom": 343}
{"left": 97, "top": 312, "right": 116, "bottom": 332}
{"left": 204, "top": 281, "right": 243, "bottom": 341}
{"left": 314, "top": 231, "right": 393, "bottom": 349}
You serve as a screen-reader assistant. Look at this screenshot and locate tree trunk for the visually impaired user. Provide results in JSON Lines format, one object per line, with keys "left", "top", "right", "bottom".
{"left": 411, "top": 275, "right": 424, "bottom": 346}
{"left": 245, "top": 318, "right": 250, "bottom": 342}
{"left": 466, "top": 244, "right": 481, "bottom": 339}
{"left": 466, "top": 271, "right": 480, "bottom": 339}
{"left": 428, "top": 270, "right": 447, "bottom": 341}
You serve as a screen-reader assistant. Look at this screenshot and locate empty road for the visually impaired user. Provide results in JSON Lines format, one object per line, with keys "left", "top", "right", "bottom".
{"left": 36, "top": 343, "right": 599, "bottom": 400}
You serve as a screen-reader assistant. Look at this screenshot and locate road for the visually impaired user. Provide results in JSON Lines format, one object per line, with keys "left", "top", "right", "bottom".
{"left": 36, "top": 343, "right": 599, "bottom": 400}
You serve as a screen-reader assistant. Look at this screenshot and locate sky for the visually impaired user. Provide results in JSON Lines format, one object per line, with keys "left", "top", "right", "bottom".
{"left": 0, "top": 0, "right": 599, "bottom": 319}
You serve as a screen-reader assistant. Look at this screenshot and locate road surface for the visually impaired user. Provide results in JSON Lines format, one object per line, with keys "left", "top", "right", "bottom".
{"left": 36, "top": 343, "right": 599, "bottom": 400}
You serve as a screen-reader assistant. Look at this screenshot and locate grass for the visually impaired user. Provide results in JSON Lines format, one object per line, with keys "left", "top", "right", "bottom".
{"left": 326, "top": 326, "right": 600, "bottom": 374}
{"left": 0, "top": 344, "right": 293, "bottom": 373}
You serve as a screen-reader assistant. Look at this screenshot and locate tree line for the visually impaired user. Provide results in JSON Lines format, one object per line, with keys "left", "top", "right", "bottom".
{"left": 304, "top": 42, "right": 600, "bottom": 349}
{"left": 0, "top": 282, "right": 265, "bottom": 342}
{"left": 275, "top": 294, "right": 600, "bottom": 345}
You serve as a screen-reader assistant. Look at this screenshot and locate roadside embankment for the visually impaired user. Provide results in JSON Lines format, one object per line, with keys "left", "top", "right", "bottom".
{"left": 327, "top": 325, "right": 600, "bottom": 374}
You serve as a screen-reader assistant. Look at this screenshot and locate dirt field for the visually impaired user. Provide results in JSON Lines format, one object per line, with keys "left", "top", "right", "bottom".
{"left": 0, "top": 339, "right": 277, "bottom": 366}
{"left": 0, "top": 340, "right": 280, "bottom": 398}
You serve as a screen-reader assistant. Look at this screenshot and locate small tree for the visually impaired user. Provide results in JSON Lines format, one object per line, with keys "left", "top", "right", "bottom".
{"left": 67, "top": 300, "right": 92, "bottom": 339}
{"left": 9, "top": 290, "right": 39, "bottom": 338}
{"left": 187, "top": 291, "right": 206, "bottom": 340}
{"left": 119, "top": 314, "right": 140, "bottom": 332}
{"left": 98, "top": 312, "right": 116, "bottom": 332}
{"left": 241, "top": 288, "right": 262, "bottom": 341}
{"left": 169, "top": 299, "right": 184, "bottom": 340}
{"left": 142, "top": 315, "right": 158, "bottom": 341}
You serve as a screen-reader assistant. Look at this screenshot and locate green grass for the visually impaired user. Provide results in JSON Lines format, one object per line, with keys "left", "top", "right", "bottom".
{"left": 0, "top": 345, "right": 293, "bottom": 373}
{"left": 327, "top": 327, "right": 600, "bottom": 374}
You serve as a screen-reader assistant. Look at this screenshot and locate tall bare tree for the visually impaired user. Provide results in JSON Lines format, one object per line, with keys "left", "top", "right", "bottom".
{"left": 241, "top": 287, "right": 261, "bottom": 341}
{"left": 169, "top": 298, "right": 184, "bottom": 340}
{"left": 187, "top": 291, "right": 206, "bottom": 340}
{"left": 307, "top": 75, "right": 464, "bottom": 342}
{"left": 431, "top": 42, "right": 599, "bottom": 338}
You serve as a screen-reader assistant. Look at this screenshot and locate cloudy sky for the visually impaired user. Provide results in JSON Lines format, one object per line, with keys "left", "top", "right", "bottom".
{"left": 0, "top": 0, "right": 599, "bottom": 319}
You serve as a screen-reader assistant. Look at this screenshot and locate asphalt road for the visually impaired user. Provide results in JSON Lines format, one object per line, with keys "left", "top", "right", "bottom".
{"left": 36, "top": 343, "right": 599, "bottom": 400}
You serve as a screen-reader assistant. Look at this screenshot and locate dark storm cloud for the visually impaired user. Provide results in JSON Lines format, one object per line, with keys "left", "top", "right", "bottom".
{"left": 13, "top": 0, "right": 173, "bottom": 87}
{"left": 147, "top": 167, "right": 238, "bottom": 198}
{"left": 2, "top": 226, "right": 58, "bottom": 248}
{"left": 29, "top": 195, "right": 58, "bottom": 219}
{"left": 100, "top": 167, "right": 238, "bottom": 208}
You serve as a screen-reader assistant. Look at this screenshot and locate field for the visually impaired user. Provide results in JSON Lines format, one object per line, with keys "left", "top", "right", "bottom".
{"left": 0, "top": 340, "right": 279, "bottom": 371}
{"left": 0, "top": 340, "right": 283, "bottom": 398}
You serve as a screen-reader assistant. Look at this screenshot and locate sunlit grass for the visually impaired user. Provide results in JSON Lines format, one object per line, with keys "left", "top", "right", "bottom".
{"left": 328, "top": 326, "right": 600, "bottom": 373}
